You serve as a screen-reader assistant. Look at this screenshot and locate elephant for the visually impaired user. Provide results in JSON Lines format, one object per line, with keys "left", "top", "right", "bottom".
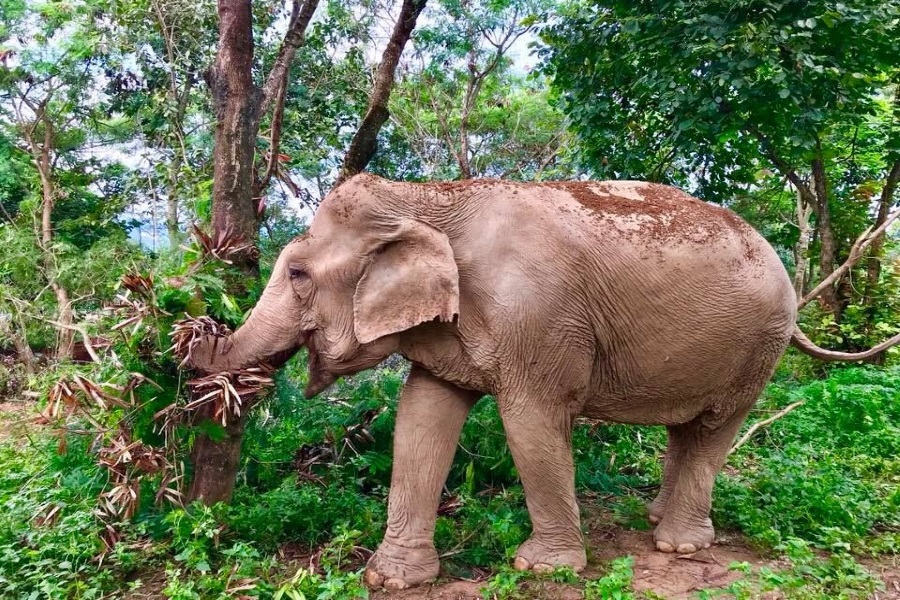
{"left": 188, "top": 174, "right": 900, "bottom": 589}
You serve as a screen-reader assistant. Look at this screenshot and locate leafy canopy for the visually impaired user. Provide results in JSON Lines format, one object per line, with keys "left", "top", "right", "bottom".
{"left": 539, "top": 0, "right": 900, "bottom": 200}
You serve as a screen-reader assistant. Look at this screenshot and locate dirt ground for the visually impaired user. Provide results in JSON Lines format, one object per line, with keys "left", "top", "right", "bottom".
{"left": 371, "top": 526, "right": 900, "bottom": 600}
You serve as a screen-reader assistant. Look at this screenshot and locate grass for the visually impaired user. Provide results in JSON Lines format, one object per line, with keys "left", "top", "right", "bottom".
{"left": 0, "top": 354, "right": 897, "bottom": 598}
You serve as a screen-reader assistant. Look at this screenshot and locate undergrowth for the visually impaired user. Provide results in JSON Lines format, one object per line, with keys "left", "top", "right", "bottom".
{"left": 0, "top": 353, "right": 897, "bottom": 598}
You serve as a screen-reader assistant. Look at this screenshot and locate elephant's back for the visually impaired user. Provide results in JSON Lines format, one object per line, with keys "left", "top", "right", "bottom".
{"left": 541, "top": 180, "right": 756, "bottom": 253}
{"left": 485, "top": 179, "right": 797, "bottom": 420}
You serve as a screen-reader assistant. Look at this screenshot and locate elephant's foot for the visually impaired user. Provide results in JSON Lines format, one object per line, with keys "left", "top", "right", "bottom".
{"left": 653, "top": 517, "right": 714, "bottom": 554}
{"left": 364, "top": 538, "right": 439, "bottom": 590}
{"left": 512, "top": 536, "right": 587, "bottom": 574}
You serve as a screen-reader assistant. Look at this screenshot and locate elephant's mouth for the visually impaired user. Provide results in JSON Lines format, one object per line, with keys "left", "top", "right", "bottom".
{"left": 304, "top": 335, "right": 337, "bottom": 399}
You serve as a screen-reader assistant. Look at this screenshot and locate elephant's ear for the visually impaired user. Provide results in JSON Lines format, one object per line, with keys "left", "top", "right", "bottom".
{"left": 353, "top": 219, "right": 459, "bottom": 344}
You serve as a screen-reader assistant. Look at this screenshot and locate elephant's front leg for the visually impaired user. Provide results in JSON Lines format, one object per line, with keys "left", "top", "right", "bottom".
{"left": 500, "top": 399, "right": 587, "bottom": 573}
{"left": 365, "top": 366, "right": 480, "bottom": 590}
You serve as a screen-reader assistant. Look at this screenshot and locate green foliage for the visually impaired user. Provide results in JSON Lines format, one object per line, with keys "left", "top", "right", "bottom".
{"left": 0, "top": 441, "right": 126, "bottom": 598}
{"left": 540, "top": 0, "right": 900, "bottom": 198}
{"left": 540, "top": 0, "right": 900, "bottom": 351}
{"left": 584, "top": 556, "right": 635, "bottom": 600}
{"left": 389, "top": 0, "right": 578, "bottom": 181}
{"left": 699, "top": 538, "right": 881, "bottom": 599}
{"left": 717, "top": 366, "right": 900, "bottom": 551}
{"left": 480, "top": 565, "right": 532, "bottom": 599}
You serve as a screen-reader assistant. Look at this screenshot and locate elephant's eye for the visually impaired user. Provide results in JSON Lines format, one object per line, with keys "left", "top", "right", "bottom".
{"left": 289, "top": 266, "right": 309, "bottom": 281}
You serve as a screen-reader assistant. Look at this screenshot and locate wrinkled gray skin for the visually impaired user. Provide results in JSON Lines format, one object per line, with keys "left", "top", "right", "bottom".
{"left": 190, "top": 174, "right": 803, "bottom": 588}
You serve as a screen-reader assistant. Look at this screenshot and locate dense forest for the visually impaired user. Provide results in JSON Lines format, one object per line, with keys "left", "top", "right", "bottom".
{"left": 0, "top": 0, "right": 898, "bottom": 598}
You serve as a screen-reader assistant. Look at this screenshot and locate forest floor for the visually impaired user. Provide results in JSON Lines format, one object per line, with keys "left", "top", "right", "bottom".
{"left": 116, "top": 516, "right": 900, "bottom": 599}
{"left": 366, "top": 527, "right": 776, "bottom": 600}
{"left": 368, "top": 522, "right": 900, "bottom": 600}
{"left": 3, "top": 395, "right": 899, "bottom": 599}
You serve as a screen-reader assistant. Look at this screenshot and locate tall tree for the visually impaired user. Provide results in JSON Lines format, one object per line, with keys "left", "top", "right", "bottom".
{"left": 542, "top": 0, "right": 900, "bottom": 334}
{"left": 0, "top": 1, "right": 117, "bottom": 359}
{"left": 188, "top": 0, "right": 320, "bottom": 504}
{"left": 107, "top": 0, "right": 219, "bottom": 249}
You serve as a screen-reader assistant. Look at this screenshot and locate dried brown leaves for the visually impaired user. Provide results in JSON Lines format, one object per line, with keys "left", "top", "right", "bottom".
{"left": 170, "top": 315, "right": 232, "bottom": 368}
{"left": 111, "top": 271, "right": 168, "bottom": 336}
{"left": 185, "top": 366, "right": 275, "bottom": 426}
{"left": 171, "top": 315, "right": 275, "bottom": 425}
{"left": 38, "top": 371, "right": 183, "bottom": 554}
{"left": 189, "top": 223, "right": 257, "bottom": 264}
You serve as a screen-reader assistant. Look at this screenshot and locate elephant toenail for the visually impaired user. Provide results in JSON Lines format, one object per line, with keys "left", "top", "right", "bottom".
{"left": 385, "top": 577, "right": 410, "bottom": 590}
{"left": 364, "top": 568, "right": 385, "bottom": 588}
{"left": 532, "top": 563, "right": 554, "bottom": 574}
{"left": 656, "top": 541, "right": 675, "bottom": 553}
{"left": 676, "top": 543, "right": 698, "bottom": 554}
{"left": 513, "top": 556, "right": 532, "bottom": 571}
{"left": 648, "top": 515, "right": 660, "bottom": 524}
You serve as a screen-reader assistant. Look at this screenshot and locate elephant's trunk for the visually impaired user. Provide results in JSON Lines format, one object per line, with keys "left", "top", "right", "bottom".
{"left": 185, "top": 277, "right": 305, "bottom": 374}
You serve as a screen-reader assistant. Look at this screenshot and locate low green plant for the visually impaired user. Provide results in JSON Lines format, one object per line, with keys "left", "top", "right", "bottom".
{"left": 584, "top": 556, "right": 635, "bottom": 600}
{"left": 716, "top": 366, "right": 900, "bottom": 551}
{"left": 480, "top": 565, "right": 533, "bottom": 600}
{"left": 698, "top": 538, "right": 882, "bottom": 599}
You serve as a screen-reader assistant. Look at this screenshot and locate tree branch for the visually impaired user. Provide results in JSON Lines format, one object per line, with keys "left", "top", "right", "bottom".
{"left": 863, "top": 159, "right": 900, "bottom": 305}
{"left": 746, "top": 124, "right": 815, "bottom": 205}
{"left": 259, "top": 0, "right": 320, "bottom": 117}
{"left": 252, "top": 0, "right": 320, "bottom": 198}
{"left": 46, "top": 320, "right": 103, "bottom": 364}
{"left": 799, "top": 205, "right": 900, "bottom": 309}
{"left": 337, "top": 0, "right": 428, "bottom": 185}
{"left": 730, "top": 401, "right": 805, "bottom": 455}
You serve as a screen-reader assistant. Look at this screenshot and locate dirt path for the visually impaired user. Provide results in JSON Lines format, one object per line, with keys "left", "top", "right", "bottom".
{"left": 373, "top": 526, "right": 900, "bottom": 600}
{"left": 372, "top": 528, "right": 772, "bottom": 600}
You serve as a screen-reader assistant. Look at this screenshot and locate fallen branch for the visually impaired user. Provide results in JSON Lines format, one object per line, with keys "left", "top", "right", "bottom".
{"left": 729, "top": 400, "right": 805, "bottom": 455}
{"left": 799, "top": 207, "right": 900, "bottom": 310}
{"left": 47, "top": 319, "right": 102, "bottom": 364}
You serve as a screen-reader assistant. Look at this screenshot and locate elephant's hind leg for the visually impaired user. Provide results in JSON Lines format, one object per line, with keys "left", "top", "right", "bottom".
{"left": 365, "top": 366, "right": 481, "bottom": 590}
{"left": 648, "top": 425, "right": 691, "bottom": 525}
{"left": 652, "top": 406, "right": 751, "bottom": 554}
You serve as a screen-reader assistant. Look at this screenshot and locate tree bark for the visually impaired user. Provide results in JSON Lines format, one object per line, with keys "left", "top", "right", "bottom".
{"left": 810, "top": 155, "right": 841, "bottom": 318}
{"left": 207, "top": 0, "right": 260, "bottom": 275}
{"left": 188, "top": 413, "right": 248, "bottom": 504}
{"left": 0, "top": 313, "right": 35, "bottom": 374}
{"left": 254, "top": 0, "right": 320, "bottom": 198}
{"left": 337, "top": 0, "right": 428, "bottom": 185}
{"left": 190, "top": 0, "right": 319, "bottom": 506}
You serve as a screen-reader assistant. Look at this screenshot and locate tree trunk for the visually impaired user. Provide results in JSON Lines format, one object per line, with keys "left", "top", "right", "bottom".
{"left": 208, "top": 0, "right": 260, "bottom": 275}
{"left": 0, "top": 314, "right": 35, "bottom": 374}
{"left": 863, "top": 160, "right": 900, "bottom": 306}
{"left": 165, "top": 84, "right": 192, "bottom": 250}
{"left": 810, "top": 157, "right": 841, "bottom": 318}
{"left": 189, "top": 0, "right": 260, "bottom": 506}
{"left": 165, "top": 160, "right": 183, "bottom": 250}
{"left": 188, "top": 413, "right": 248, "bottom": 503}
{"left": 793, "top": 188, "right": 813, "bottom": 298}
{"left": 861, "top": 160, "right": 900, "bottom": 365}
{"left": 189, "top": 0, "right": 319, "bottom": 506}
{"left": 32, "top": 116, "right": 74, "bottom": 360}
{"left": 337, "top": 0, "right": 428, "bottom": 185}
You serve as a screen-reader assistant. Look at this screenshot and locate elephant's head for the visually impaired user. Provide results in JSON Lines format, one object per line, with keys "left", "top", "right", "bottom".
{"left": 188, "top": 175, "right": 460, "bottom": 398}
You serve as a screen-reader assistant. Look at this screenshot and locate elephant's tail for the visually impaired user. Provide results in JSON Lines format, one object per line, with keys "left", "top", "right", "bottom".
{"left": 790, "top": 326, "right": 900, "bottom": 362}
